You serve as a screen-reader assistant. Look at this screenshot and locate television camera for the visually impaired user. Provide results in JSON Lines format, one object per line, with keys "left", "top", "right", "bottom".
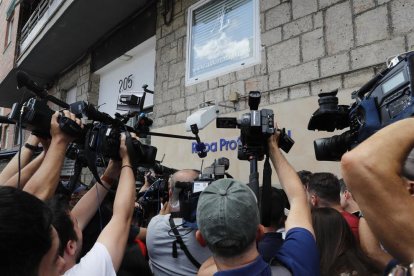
{"left": 170, "top": 157, "right": 232, "bottom": 226}
{"left": 308, "top": 51, "right": 414, "bottom": 161}
{"left": 8, "top": 71, "right": 208, "bottom": 192}
{"left": 215, "top": 91, "right": 294, "bottom": 227}
{"left": 216, "top": 91, "right": 294, "bottom": 160}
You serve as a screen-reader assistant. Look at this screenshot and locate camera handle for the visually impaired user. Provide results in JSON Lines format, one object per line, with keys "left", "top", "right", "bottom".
{"left": 247, "top": 153, "right": 272, "bottom": 227}
{"left": 248, "top": 156, "right": 259, "bottom": 202}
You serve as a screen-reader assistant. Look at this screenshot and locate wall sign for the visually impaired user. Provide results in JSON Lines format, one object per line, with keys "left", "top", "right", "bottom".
{"left": 185, "top": 0, "right": 261, "bottom": 86}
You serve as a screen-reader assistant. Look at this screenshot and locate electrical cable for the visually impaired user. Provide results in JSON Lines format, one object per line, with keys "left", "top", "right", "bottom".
{"left": 17, "top": 108, "right": 24, "bottom": 189}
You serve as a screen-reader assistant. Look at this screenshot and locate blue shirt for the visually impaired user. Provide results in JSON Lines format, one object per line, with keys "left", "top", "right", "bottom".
{"left": 258, "top": 232, "right": 284, "bottom": 262}
{"left": 276, "top": 227, "right": 320, "bottom": 276}
{"left": 214, "top": 256, "right": 271, "bottom": 276}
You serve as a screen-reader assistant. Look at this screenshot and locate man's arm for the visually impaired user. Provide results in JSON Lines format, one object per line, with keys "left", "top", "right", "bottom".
{"left": 3, "top": 152, "right": 45, "bottom": 188}
{"left": 97, "top": 134, "right": 135, "bottom": 271}
{"left": 359, "top": 217, "right": 393, "bottom": 270}
{"left": 71, "top": 160, "right": 121, "bottom": 230}
{"left": 341, "top": 118, "right": 414, "bottom": 264}
{"left": 23, "top": 111, "right": 81, "bottom": 201}
{"left": 0, "top": 134, "right": 40, "bottom": 184}
{"left": 268, "top": 131, "right": 314, "bottom": 236}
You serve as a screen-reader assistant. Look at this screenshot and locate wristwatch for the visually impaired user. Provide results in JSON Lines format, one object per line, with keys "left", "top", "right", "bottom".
{"left": 24, "top": 143, "right": 40, "bottom": 151}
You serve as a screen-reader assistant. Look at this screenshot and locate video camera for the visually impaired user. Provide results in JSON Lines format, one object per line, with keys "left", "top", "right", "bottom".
{"left": 308, "top": 51, "right": 414, "bottom": 161}
{"left": 216, "top": 91, "right": 294, "bottom": 160}
{"left": 169, "top": 158, "right": 232, "bottom": 225}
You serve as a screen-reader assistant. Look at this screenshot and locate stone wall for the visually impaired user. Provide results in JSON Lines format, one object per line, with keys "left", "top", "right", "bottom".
{"left": 153, "top": 0, "right": 414, "bottom": 127}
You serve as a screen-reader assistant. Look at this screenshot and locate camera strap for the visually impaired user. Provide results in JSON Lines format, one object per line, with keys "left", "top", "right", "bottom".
{"left": 169, "top": 216, "right": 201, "bottom": 269}
{"left": 260, "top": 155, "right": 272, "bottom": 227}
{"left": 84, "top": 128, "right": 104, "bottom": 185}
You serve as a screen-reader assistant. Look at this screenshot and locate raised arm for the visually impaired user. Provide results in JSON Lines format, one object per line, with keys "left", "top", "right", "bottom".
{"left": 0, "top": 134, "right": 40, "bottom": 184}
{"left": 341, "top": 118, "right": 414, "bottom": 264}
{"left": 72, "top": 160, "right": 121, "bottom": 230}
{"left": 23, "top": 111, "right": 82, "bottom": 201}
{"left": 268, "top": 131, "right": 314, "bottom": 236}
{"left": 97, "top": 134, "right": 136, "bottom": 271}
{"left": 359, "top": 217, "right": 393, "bottom": 271}
{"left": 4, "top": 152, "right": 45, "bottom": 188}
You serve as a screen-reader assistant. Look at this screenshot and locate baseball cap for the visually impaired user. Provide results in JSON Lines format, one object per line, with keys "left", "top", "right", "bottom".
{"left": 196, "top": 178, "right": 259, "bottom": 247}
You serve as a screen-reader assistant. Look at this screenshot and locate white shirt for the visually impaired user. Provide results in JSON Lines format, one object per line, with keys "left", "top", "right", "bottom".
{"left": 64, "top": 242, "right": 116, "bottom": 276}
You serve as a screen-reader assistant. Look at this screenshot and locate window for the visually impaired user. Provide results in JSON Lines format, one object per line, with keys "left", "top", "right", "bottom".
{"left": 186, "top": 0, "right": 261, "bottom": 86}
{"left": 5, "top": 16, "right": 14, "bottom": 48}
{"left": 66, "top": 86, "right": 77, "bottom": 104}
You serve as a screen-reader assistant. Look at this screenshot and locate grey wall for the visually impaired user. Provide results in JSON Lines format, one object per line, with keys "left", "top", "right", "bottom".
{"left": 153, "top": 0, "right": 414, "bottom": 127}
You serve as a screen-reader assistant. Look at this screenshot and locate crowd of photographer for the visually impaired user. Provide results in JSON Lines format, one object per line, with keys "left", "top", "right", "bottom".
{"left": 1, "top": 108, "right": 413, "bottom": 276}
{"left": 3, "top": 51, "right": 414, "bottom": 276}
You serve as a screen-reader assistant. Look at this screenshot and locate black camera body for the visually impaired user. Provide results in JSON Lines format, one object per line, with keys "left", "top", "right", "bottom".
{"left": 9, "top": 98, "right": 84, "bottom": 139}
{"left": 308, "top": 52, "right": 414, "bottom": 161}
{"left": 217, "top": 91, "right": 294, "bottom": 160}
{"left": 87, "top": 122, "right": 157, "bottom": 164}
{"left": 9, "top": 99, "right": 54, "bottom": 138}
{"left": 170, "top": 158, "right": 231, "bottom": 225}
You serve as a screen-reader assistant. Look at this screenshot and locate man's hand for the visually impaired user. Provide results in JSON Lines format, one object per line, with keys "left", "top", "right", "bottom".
{"left": 120, "top": 132, "right": 137, "bottom": 165}
{"left": 268, "top": 129, "right": 280, "bottom": 152}
{"left": 159, "top": 201, "right": 171, "bottom": 215}
{"left": 50, "top": 110, "right": 83, "bottom": 144}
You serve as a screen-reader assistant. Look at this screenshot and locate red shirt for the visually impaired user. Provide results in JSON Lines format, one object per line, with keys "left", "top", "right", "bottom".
{"left": 341, "top": 211, "right": 360, "bottom": 241}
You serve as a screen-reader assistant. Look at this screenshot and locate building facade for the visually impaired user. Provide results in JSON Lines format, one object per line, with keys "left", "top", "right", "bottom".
{"left": 0, "top": 0, "right": 413, "bottom": 183}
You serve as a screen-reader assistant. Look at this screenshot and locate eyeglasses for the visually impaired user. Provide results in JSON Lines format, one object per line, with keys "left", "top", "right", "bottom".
{"left": 389, "top": 263, "right": 414, "bottom": 276}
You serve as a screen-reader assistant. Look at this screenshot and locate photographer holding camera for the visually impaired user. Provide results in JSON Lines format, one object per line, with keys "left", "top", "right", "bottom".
{"left": 0, "top": 109, "right": 82, "bottom": 275}
{"left": 195, "top": 125, "right": 319, "bottom": 275}
{"left": 146, "top": 169, "right": 212, "bottom": 276}
{"left": 341, "top": 118, "right": 414, "bottom": 271}
{"left": 63, "top": 133, "right": 136, "bottom": 275}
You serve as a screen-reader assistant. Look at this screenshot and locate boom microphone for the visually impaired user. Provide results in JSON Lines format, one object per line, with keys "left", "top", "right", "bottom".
{"left": 16, "top": 71, "right": 69, "bottom": 108}
{"left": 0, "top": 115, "right": 15, "bottom": 125}
{"left": 16, "top": 71, "right": 47, "bottom": 97}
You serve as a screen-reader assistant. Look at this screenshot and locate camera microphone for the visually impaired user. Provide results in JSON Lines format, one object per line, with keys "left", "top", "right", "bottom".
{"left": 0, "top": 115, "right": 15, "bottom": 125}
{"left": 16, "top": 70, "right": 69, "bottom": 108}
{"left": 16, "top": 70, "right": 46, "bottom": 96}
{"left": 195, "top": 142, "right": 207, "bottom": 158}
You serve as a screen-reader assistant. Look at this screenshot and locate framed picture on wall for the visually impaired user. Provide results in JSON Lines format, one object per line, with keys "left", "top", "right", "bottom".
{"left": 185, "top": 0, "right": 261, "bottom": 86}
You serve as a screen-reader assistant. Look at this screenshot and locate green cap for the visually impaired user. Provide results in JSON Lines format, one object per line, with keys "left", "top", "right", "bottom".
{"left": 196, "top": 178, "right": 259, "bottom": 247}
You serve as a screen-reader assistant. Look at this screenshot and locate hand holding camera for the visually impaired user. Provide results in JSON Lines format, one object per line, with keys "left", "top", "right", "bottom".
{"left": 50, "top": 110, "right": 83, "bottom": 145}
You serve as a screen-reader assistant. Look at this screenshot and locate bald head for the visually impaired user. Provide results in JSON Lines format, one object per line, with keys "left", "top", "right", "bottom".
{"left": 169, "top": 169, "right": 199, "bottom": 212}
{"left": 170, "top": 169, "right": 199, "bottom": 189}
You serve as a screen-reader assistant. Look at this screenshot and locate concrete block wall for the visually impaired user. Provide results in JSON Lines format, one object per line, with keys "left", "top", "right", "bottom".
{"left": 153, "top": 0, "right": 414, "bottom": 127}
{"left": 50, "top": 55, "right": 99, "bottom": 107}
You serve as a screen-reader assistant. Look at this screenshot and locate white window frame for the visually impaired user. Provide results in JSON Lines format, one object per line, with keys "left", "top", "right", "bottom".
{"left": 5, "top": 16, "right": 13, "bottom": 47}
{"left": 185, "top": 0, "right": 261, "bottom": 86}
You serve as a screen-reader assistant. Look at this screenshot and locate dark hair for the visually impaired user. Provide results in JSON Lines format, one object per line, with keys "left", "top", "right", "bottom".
{"left": 297, "top": 170, "right": 312, "bottom": 187}
{"left": 308, "top": 172, "right": 340, "bottom": 204}
{"left": 259, "top": 187, "right": 288, "bottom": 229}
{"left": 339, "top": 178, "right": 347, "bottom": 193}
{"left": 47, "top": 194, "right": 78, "bottom": 256}
{"left": 207, "top": 236, "right": 256, "bottom": 258}
{"left": 312, "top": 208, "right": 377, "bottom": 276}
{"left": 0, "top": 187, "right": 53, "bottom": 276}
